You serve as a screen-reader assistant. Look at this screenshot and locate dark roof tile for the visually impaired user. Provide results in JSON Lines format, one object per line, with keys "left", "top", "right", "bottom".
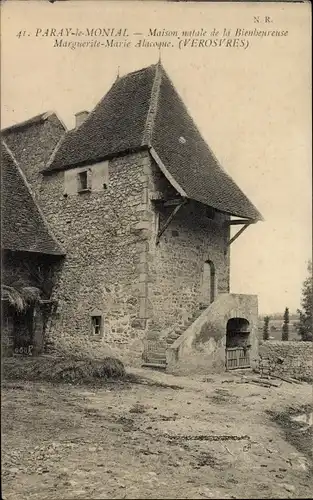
{"left": 44, "top": 64, "right": 262, "bottom": 221}
{"left": 1, "top": 142, "right": 65, "bottom": 256}
{"left": 45, "top": 66, "right": 156, "bottom": 171}
{"left": 152, "top": 70, "right": 263, "bottom": 221}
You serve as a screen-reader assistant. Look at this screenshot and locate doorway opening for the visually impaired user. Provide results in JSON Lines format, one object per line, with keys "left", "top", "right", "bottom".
{"left": 226, "top": 317, "right": 251, "bottom": 370}
{"left": 1, "top": 301, "right": 45, "bottom": 357}
{"left": 200, "top": 259, "right": 215, "bottom": 306}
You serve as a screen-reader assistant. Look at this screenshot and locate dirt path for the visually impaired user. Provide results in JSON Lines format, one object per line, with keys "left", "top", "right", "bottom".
{"left": 2, "top": 369, "right": 312, "bottom": 499}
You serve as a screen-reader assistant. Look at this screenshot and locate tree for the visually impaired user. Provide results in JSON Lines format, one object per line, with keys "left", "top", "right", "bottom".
{"left": 263, "top": 316, "right": 270, "bottom": 340}
{"left": 282, "top": 307, "right": 289, "bottom": 341}
{"left": 1, "top": 260, "right": 53, "bottom": 311}
{"left": 297, "top": 261, "right": 312, "bottom": 341}
{"left": 1, "top": 264, "right": 43, "bottom": 323}
{"left": 1, "top": 284, "right": 41, "bottom": 312}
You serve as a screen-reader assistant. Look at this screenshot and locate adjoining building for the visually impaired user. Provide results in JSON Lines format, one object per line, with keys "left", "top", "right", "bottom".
{"left": 1, "top": 140, "right": 65, "bottom": 356}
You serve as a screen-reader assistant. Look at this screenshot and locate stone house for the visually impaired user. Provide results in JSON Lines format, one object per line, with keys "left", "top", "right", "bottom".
{"left": 1, "top": 63, "right": 263, "bottom": 372}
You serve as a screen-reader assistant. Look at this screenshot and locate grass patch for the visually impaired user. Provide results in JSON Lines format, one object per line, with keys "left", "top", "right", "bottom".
{"left": 2, "top": 355, "right": 126, "bottom": 384}
{"left": 209, "top": 389, "right": 240, "bottom": 405}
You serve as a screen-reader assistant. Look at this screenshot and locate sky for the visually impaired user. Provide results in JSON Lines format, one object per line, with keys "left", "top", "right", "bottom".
{"left": 1, "top": 1, "right": 311, "bottom": 314}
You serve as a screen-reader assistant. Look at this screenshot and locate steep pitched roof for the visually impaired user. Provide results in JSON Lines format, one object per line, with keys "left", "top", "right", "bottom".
{"left": 44, "top": 64, "right": 262, "bottom": 221}
{"left": 1, "top": 142, "right": 65, "bottom": 256}
{"left": 45, "top": 67, "right": 155, "bottom": 173}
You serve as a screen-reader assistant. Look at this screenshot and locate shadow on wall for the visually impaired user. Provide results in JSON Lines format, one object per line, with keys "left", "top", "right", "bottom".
{"left": 193, "top": 321, "right": 221, "bottom": 346}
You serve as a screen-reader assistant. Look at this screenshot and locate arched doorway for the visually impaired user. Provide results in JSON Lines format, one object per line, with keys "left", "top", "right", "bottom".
{"left": 225, "top": 318, "right": 251, "bottom": 370}
{"left": 200, "top": 259, "right": 215, "bottom": 306}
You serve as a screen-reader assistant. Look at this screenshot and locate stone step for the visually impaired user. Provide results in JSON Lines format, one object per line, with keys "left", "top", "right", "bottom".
{"left": 167, "top": 333, "right": 181, "bottom": 339}
{"left": 145, "top": 355, "right": 166, "bottom": 361}
{"left": 163, "top": 308, "right": 205, "bottom": 346}
{"left": 143, "top": 353, "right": 166, "bottom": 360}
{"left": 145, "top": 353, "right": 166, "bottom": 360}
{"left": 142, "top": 362, "right": 167, "bottom": 371}
{"left": 143, "top": 350, "right": 166, "bottom": 358}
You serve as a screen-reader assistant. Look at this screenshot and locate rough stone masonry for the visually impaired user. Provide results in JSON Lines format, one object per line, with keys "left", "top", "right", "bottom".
{"left": 37, "top": 150, "right": 231, "bottom": 351}
{"left": 259, "top": 341, "right": 313, "bottom": 382}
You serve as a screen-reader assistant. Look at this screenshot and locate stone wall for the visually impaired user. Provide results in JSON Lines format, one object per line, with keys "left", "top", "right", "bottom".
{"left": 38, "top": 151, "right": 152, "bottom": 348}
{"left": 145, "top": 159, "right": 230, "bottom": 331}
{"left": 3, "top": 115, "right": 65, "bottom": 200}
{"left": 259, "top": 341, "right": 313, "bottom": 382}
{"left": 24, "top": 147, "right": 232, "bottom": 358}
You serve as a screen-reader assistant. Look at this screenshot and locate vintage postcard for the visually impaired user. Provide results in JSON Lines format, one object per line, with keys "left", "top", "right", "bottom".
{"left": 1, "top": 1, "right": 312, "bottom": 499}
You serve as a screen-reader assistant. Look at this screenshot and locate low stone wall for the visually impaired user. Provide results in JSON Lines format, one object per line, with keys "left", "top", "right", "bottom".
{"left": 166, "top": 293, "right": 258, "bottom": 375}
{"left": 259, "top": 341, "right": 313, "bottom": 382}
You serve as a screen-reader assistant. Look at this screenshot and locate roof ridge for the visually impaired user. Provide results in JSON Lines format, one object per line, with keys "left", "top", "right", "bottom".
{"left": 119, "top": 63, "right": 157, "bottom": 82}
{"left": 84, "top": 63, "right": 159, "bottom": 131}
{"left": 2, "top": 141, "right": 66, "bottom": 254}
{"left": 43, "top": 132, "right": 71, "bottom": 174}
{"left": 141, "top": 62, "right": 163, "bottom": 146}
{"left": 77, "top": 63, "right": 159, "bottom": 134}
{"left": 1, "top": 111, "right": 66, "bottom": 134}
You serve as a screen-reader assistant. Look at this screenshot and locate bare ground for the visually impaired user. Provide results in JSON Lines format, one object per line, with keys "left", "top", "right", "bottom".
{"left": 2, "top": 368, "right": 313, "bottom": 499}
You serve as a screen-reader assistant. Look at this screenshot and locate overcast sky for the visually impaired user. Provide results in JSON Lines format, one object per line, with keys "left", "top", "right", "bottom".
{"left": 1, "top": 1, "right": 311, "bottom": 314}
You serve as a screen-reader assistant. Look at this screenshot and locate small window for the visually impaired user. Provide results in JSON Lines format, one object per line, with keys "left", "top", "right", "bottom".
{"left": 77, "top": 170, "right": 90, "bottom": 193}
{"left": 79, "top": 171, "right": 87, "bottom": 190}
{"left": 205, "top": 206, "right": 215, "bottom": 220}
{"left": 91, "top": 316, "right": 102, "bottom": 336}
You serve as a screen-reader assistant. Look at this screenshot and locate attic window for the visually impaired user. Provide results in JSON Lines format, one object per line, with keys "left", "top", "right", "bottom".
{"left": 178, "top": 136, "right": 186, "bottom": 144}
{"left": 205, "top": 206, "right": 215, "bottom": 220}
{"left": 77, "top": 170, "right": 91, "bottom": 193}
